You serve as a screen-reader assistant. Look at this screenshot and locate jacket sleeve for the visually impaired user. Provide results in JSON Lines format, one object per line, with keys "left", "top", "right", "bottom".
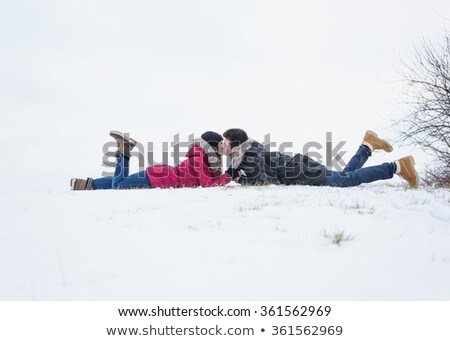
{"left": 238, "top": 150, "right": 279, "bottom": 185}
{"left": 192, "top": 149, "right": 231, "bottom": 187}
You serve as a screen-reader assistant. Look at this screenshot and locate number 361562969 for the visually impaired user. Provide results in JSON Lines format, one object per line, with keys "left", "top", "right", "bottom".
{"left": 260, "top": 306, "right": 332, "bottom": 317}
{"left": 272, "top": 325, "right": 343, "bottom": 336}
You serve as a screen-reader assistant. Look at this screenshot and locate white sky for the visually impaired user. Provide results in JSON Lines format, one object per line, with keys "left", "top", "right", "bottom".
{"left": 1, "top": 0, "right": 449, "bottom": 191}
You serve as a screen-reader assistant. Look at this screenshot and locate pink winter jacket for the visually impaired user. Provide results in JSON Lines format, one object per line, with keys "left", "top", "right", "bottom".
{"left": 146, "top": 146, "right": 231, "bottom": 189}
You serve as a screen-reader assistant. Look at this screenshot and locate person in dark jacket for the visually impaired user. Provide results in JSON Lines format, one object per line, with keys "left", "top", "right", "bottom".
{"left": 221, "top": 129, "right": 419, "bottom": 188}
{"left": 221, "top": 128, "right": 278, "bottom": 185}
{"left": 70, "top": 131, "right": 232, "bottom": 190}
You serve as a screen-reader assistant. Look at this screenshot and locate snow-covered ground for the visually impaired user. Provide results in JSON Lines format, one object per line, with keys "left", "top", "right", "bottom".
{"left": 1, "top": 183, "right": 449, "bottom": 300}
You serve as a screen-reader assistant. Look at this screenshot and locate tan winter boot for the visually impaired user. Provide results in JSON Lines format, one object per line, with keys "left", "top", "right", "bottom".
{"left": 110, "top": 131, "right": 138, "bottom": 158}
{"left": 395, "top": 156, "right": 419, "bottom": 188}
{"left": 363, "top": 130, "right": 393, "bottom": 152}
{"left": 70, "top": 178, "right": 94, "bottom": 190}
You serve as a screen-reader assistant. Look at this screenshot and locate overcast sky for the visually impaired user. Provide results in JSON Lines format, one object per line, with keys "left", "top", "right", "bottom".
{"left": 1, "top": 0, "right": 449, "bottom": 191}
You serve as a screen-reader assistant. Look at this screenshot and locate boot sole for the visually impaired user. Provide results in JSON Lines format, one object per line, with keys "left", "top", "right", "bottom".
{"left": 400, "top": 155, "right": 419, "bottom": 188}
{"left": 70, "top": 178, "right": 76, "bottom": 190}
{"left": 70, "top": 178, "right": 83, "bottom": 190}
{"left": 365, "top": 130, "right": 393, "bottom": 152}
{"left": 110, "top": 130, "right": 138, "bottom": 147}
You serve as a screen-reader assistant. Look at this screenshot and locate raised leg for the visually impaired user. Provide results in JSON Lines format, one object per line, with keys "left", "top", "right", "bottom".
{"left": 343, "top": 145, "right": 372, "bottom": 172}
{"left": 112, "top": 156, "right": 130, "bottom": 188}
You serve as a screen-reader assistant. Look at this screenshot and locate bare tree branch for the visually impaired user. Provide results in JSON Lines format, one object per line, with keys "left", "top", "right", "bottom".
{"left": 397, "top": 31, "right": 450, "bottom": 186}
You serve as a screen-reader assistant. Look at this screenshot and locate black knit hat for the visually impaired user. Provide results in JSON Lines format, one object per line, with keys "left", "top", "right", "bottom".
{"left": 201, "top": 131, "right": 223, "bottom": 149}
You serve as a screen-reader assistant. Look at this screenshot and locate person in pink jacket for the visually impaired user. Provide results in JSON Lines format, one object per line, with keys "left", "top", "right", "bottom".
{"left": 70, "top": 131, "right": 233, "bottom": 190}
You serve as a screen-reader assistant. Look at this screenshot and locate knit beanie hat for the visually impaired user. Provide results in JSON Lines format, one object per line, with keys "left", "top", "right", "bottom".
{"left": 201, "top": 131, "right": 223, "bottom": 149}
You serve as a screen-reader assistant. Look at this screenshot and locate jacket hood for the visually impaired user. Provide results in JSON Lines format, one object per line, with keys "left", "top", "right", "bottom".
{"left": 228, "top": 138, "right": 262, "bottom": 168}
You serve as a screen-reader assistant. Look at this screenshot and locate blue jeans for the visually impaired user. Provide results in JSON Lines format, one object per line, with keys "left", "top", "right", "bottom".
{"left": 92, "top": 157, "right": 152, "bottom": 190}
{"left": 323, "top": 145, "right": 395, "bottom": 187}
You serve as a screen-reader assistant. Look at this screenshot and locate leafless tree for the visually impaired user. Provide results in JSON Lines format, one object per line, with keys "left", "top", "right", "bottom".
{"left": 398, "top": 32, "right": 450, "bottom": 186}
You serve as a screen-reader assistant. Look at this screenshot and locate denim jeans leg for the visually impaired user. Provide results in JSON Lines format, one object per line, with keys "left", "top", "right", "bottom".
{"left": 92, "top": 177, "right": 113, "bottom": 190}
{"left": 343, "top": 145, "right": 372, "bottom": 172}
{"left": 112, "top": 156, "right": 129, "bottom": 189}
{"left": 323, "top": 162, "right": 395, "bottom": 187}
{"left": 114, "top": 170, "right": 152, "bottom": 189}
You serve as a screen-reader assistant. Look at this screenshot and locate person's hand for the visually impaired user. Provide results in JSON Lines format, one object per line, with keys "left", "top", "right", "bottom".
{"left": 231, "top": 146, "right": 240, "bottom": 155}
{"left": 225, "top": 166, "right": 240, "bottom": 180}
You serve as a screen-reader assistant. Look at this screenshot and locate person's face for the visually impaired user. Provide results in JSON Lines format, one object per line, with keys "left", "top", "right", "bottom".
{"left": 218, "top": 138, "right": 232, "bottom": 156}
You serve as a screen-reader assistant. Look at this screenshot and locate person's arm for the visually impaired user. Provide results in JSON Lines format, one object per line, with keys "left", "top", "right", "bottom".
{"left": 225, "top": 166, "right": 240, "bottom": 181}
{"left": 237, "top": 150, "right": 265, "bottom": 185}
{"left": 238, "top": 150, "right": 279, "bottom": 185}
{"left": 193, "top": 150, "right": 232, "bottom": 187}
